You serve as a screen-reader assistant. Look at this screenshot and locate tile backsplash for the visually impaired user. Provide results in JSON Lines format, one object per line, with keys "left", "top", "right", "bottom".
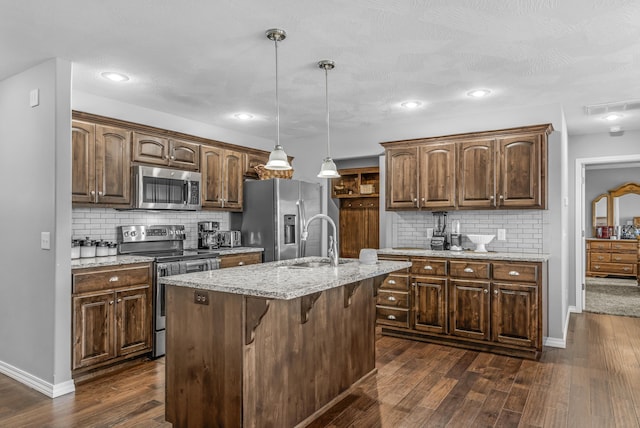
{"left": 72, "top": 208, "right": 230, "bottom": 249}
{"left": 391, "top": 210, "right": 546, "bottom": 253}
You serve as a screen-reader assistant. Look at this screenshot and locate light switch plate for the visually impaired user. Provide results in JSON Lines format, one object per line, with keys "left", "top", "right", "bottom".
{"left": 30, "top": 89, "right": 39, "bottom": 107}
{"left": 497, "top": 229, "right": 506, "bottom": 241}
{"left": 41, "top": 232, "right": 50, "bottom": 250}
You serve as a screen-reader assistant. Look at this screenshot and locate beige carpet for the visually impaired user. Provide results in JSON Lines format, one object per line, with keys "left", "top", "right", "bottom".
{"left": 585, "top": 277, "right": 640, "bottom": 317}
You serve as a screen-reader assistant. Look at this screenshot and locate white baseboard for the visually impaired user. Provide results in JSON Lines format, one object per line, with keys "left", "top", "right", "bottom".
{"left": 543, "top": 306, "right": 578, "bottom": 349}
{"left": 0, "top": 360, "right": 75, "bottom": 398}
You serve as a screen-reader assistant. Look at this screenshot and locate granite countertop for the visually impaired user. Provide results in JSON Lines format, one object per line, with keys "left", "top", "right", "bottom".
{"left": 71, "top": 255, "right": 155, "bottom": 269}
{"left": 159, "top": 256, "right": 412, "bottom": 300}
{"left": 378, "top": 248, "right": 549, "bottom": 262}
{"left": 195, "top": 247, "right": 264, "bottom": 255}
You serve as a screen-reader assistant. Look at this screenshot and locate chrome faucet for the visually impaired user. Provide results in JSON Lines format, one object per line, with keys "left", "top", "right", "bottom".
{"left": 301, "top": 214, "right": 339, "bottom": 267}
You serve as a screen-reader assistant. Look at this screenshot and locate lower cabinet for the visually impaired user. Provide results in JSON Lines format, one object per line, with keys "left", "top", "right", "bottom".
{"left": 72, "top": 263, "right": 152, "bottom": 376}
{"left": 377, "top": 255, "right": 545, "bottom": 359}
{"left": 218, "top": 252, "right": 262, "bottom": 269}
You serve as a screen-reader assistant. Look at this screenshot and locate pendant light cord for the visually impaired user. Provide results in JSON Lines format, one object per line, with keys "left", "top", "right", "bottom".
{"left": 324, "top": 66, "right": 331, "bottom": 158}
{"left": 275, "top": 37, "right": 280, "bottom": 148}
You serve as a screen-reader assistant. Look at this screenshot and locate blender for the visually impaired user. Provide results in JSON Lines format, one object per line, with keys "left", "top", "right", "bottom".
{"left": 430, "top": 211, "right": 449, "bottom": 250}
{"left": 450, "top": 219, "right": 462, "bottom": 251}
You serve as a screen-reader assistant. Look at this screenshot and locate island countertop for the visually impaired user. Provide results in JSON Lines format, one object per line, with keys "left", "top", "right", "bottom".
{"left": 159, "top": 256, "right": 411, "bottom": 300}
{"left": 378, "top": 247, "right": 550, "bottom": 262}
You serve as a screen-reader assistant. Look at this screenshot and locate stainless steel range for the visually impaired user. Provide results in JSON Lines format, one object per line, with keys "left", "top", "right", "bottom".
{"left": 117, "top": 225, "right": 220, "bottom": 357}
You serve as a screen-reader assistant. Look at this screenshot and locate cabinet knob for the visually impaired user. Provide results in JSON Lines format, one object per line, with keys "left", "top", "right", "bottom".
{"left": 90, "top": 190, "right": 95, "bottom": 196}
{"left": 421, "top": 197, "right": 425, "bottom": 202}
{"left": 508, "top": 271, "right": 520, "bottom": 276}
{"left": 483, "top": 289, "right": 489, "bottom": 294}
{"left": 424, "top": 265, "right": 433, "bottom": 270}
{"left": 109, "top": 276, "right": 119, "bottom": 282}
{"left": 238, "top": 261, "right": 245, "bottom": 266}
{"left": 387, "top": 296, "right": 397, "bottom": 302}
{"left": 98, "top": 191, "right": 104, "bottom": 196}
{"left": 359, "top": 203, "right": 363, "bottom": 207}
{"left": 170, "top": 156, "right": 176, "bottom": 160}
{"left": 494, "top": 289, "right": 499, "bottom": 295}
{"left": 463, "top": 267, "right": 474, "bottom": 273}
{"left": 117, "top": 298, "right": 122, "bottom": 303}
{"left": 489, "top": 195, "right": 494, "bottom": 200}
{"left": 109, "top": 300, "right": 114, "bottom": 305}
{"left": 388, "top": 279, "right": 396, "bottom": 285}
{"left": 387, "top": 314, "right": 397, "bottom": 320}
{"left": 499, "top": 195, "right": 504, "bottom": 200}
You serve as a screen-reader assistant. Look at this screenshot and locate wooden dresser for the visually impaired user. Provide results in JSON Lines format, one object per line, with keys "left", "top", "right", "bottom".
{"left": 586, "top": 238, "right": 639, "bottom": 279}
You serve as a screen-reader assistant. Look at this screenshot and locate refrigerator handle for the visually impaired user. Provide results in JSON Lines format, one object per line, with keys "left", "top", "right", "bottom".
{"left": 297, "top": 199, "right": 307, "bottom": 257}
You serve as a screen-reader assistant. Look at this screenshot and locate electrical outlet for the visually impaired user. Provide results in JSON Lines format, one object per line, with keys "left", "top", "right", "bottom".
{"left": 41, "top": 232, "right": 50, "bottom": 250}
{"left": 497, "top": 229, "right": 506, "bottom": 241}
{"left": 194, "top": 291, "right": 209, "bottom": 305}
{"left": 426, "top": 228, "right": 434, "bottom": 238}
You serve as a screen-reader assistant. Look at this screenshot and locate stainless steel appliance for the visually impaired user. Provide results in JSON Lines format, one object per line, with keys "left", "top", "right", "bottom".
{"left": 117, "top": 225, "right": 220, "bottom": 357}
{"left": 241, "top": 179, "right": 322, "bottom": 262}
{"left": 450, "top": 219, "right": 462, "bottom": 251}
{"left": 218, "top": 230, "right": 241, "bottom": 248}
{"left": 430, "top": 211, "right": 449, "bottom": 250}
{"left": 198, "top": 221, "right": 220, "bottom": 249}
{"left": 132, "top": 165, "right": 201, "bottom": 210}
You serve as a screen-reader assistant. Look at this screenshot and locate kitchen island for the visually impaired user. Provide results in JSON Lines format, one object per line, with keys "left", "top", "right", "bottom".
{"left": 160, "top": 256, "right": 411, "bottom": 428}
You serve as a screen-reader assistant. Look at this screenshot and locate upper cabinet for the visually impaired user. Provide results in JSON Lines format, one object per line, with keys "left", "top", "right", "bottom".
{"left": 72, "top": 120, "right": 131, "bottom": 207}
{"left": 382, "top": 124, "right": 552, "bottom": 211}
{"left": 331, "top": 167, "right": 380, "bottom": 199}
{"left": 201, "top": 146, "right": 244, "bottom": 211}
{"left": 132, "top": 132, "right": 200, "bottom": 171}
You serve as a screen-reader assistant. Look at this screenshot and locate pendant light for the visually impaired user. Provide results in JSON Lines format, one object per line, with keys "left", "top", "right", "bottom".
{"left": 264, "top": 28, "right": 292, "bottom": 171}
{"left": 317, "top": 60, "right": 340, "bottom": 178}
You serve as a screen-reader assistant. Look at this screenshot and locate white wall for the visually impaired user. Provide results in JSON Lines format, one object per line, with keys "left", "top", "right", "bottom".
{"left": 0, "top": 58, "right": 74, "bottom": 397}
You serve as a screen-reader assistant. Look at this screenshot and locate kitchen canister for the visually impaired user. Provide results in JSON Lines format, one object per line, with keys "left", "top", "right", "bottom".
{"left": 108, "top": 242, "right": 118, "bottom": 256}
{"left": 96, "top": 240, "right": 109, "bottom": 257}
{"left": 71, "top": 239, "right": 80, "bottom": 259}
{"left": 359, "top": 248, "right": 378, "bottom": 265}
{"left": 80, "top": 237, "right": 97, "bottom": 258}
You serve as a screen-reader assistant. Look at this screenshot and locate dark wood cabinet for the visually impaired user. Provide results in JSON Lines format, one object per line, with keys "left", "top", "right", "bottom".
{"left": 331, "top": 167, "right": 379, "bottom": 198}
{"left": 382, "top": 124, "right": 552, "bottom": 211}
{"left": 586, "top": 238, "right": 638, "bottom": 278}
{"left": 243, "top": 151, "right": 270, "bottom": 178}
{"left": 218, "top": 252, "right": 262, "bottom": 269}
{"left": 132, "top": 132, "right": 200, "bottom": 170}
{"left": 201, "top": 146, "right": 244, "bottom": 211}
{"left": 72, "top": 120, "right": 131, "bottom": 206}
{"left": 72, "top": 263, "right": 152, "bottom": 376}
{"left": 377, "top": 254, "right": 545, "bottom": 359}
{"left": 339, "top": 198, "right": 379, "bottom": 258}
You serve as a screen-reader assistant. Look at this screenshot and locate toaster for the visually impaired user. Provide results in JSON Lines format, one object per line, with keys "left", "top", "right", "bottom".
{"left": 218, "top": 230, "right": 242, "bottom": 248}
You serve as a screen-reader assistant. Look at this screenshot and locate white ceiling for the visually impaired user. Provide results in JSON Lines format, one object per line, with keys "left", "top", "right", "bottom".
{"left": 2, "top": 0, "right": 639, "bottom": 159}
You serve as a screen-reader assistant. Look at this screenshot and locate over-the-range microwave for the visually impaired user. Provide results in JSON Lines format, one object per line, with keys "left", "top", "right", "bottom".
{"left": 132, "top": 165, "right": 201, "bottom": 210}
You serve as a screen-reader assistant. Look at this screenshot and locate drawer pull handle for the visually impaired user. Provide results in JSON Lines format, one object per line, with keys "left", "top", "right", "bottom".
{"left": 388, "top": 280, "right": 396, "bottom": 285}
{"left": 117, "top": 298, "right": 122, "bottom": 303}
{"left": 238, "top": 261, "right": 245, "bottom": 266}
{"left": 614, "top": 245, "right": 621, "bottom": 249}
{"left": 594, "top": 265, "right": 601, "bottom": 269}
{"left": 109, "top": 276, "right": 119, "bottom": 282}
{"left": 387, "top": 314, "right": 397, "bottom": 320}
{"left": 483, "top": 289, "right": 489, "bottom": 294}
{"left": 598, "top": 256, "right": 604, "bottom": 260}
{"left": 109, "top": 300, "right": 114, "bottom": 305}
{"left": 463, "top": 267, "right": 474, "bottom": 273}
{"left": 614, "top": 257, "right": 622, "bottom": 261}
{"left": 508, "top": 271, "right": 520, "bottom": 276}
{"left": 387, "top": 296, "right": 397, "bottom": 302}
{"left": 624, "top": 267, "right": 631, "bottom": 271}
{"left": 424, "top": 265, "right": 433, "bottom": 270}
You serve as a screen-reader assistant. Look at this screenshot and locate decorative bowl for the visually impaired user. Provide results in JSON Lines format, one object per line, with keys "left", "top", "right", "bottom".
{"left": 467, "top": 234, "right": 495, "bottom": 252}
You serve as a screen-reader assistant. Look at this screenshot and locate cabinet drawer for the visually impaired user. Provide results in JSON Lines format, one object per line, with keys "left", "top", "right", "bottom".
{"left": 492, "top": 263, "right": 538, "bottom": 282}
{"left": 588, "top": 241, "right": 611, "bottom": 251}
{"left": 377, "top": 290, "right": 409, "bottom": 309}
{"left": 590, "top": 252, "right": 610, "bottom": 263}
{"left": 380, "top": 273, "right": 409, "bottom": 291}
{"left": 376, "top": 307, "right": 410, "bottom": 328}
{"left": 450, "top": 261, "right": 490, "bottom": 279}
{"left": 610, "top": 253, "right": 637, "bottom": 263}
{"left": 73, "top": 264, "right": 151, "bottom": 294}
{"left": 411, "top": 258, "right": 447, "bottom": 276}
{"left": 219, "top": 252, "right": 262, "bottom": 269}
{"left": 610, "top": 241, "right": 637, "bottom": 252}
{"left": 590, "top": 262, "right": 636, "bottom": 275}
{"left": 378, "top": 255, "right": 410, "bottom": 272}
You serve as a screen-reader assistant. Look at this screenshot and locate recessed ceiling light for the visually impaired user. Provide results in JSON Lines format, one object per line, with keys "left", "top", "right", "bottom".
{"left": 400, "top": 100, "right": 422, "bottom": 109}
{"left": 101, "top": 72, "right": 130, "bottom": 82}
{"left": 604, "top": 113, "right": 623, "bottom": 121}
{"left": 233, "top": 113, "right": 254, "bottom": 120}
{"left": 467, "top": 89, "right": 491, "bottom": 98}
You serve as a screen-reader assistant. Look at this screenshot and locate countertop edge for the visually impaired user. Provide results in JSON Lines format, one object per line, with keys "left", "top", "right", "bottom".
{"left": 377, "top": 248, "right": 550, "bottom": 262}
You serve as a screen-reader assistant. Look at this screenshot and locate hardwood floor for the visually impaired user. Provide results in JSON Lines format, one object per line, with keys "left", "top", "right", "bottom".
{"left": 2, "top": 312, "right": 640, "bottom": 427}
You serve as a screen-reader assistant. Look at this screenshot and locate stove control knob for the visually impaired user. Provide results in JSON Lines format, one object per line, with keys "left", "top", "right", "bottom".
{"left": 123, "top": 231, "right": 129, "bottom": 237}
{"left": 131, "top": 231, "right": 137, "bottom": 237}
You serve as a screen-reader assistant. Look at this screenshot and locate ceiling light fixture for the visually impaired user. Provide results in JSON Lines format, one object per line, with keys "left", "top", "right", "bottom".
{"left": 317, "top": 60, "right": 340, "bottom": 179}
{"left": 234, "top": 113, "right": 254, "bottom": 120}
{"left": 604, "top": 113, "right": 623, "bottom": 121}
{"left": 400, "top": 100, "right": 422, "bottom": 109}
{"left": 264, "top": 28, "right": 292, "bottom": 171}
{"left": 101, "top": 71, "right": 129, "bottom": 82}
{"left": 467, "top": 88, "right": 491, "bottom": 98}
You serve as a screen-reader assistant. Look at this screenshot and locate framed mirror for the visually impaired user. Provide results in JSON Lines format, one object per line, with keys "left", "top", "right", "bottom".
{"left": 592, "top": 193, "right": 609, "bottom": 232}
{"left": 609, "top": 182, "right": 640, "bottom": 229}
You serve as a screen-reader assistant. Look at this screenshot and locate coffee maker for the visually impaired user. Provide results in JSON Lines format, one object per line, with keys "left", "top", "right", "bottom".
{"left": 430, "top": 211, "right": 449, "bottom": 250}
{"left": 198, "top": 221, "right": 220, "bottom": 249}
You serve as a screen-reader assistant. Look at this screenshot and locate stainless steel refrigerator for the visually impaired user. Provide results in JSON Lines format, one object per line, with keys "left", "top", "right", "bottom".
{"left": 241, "top": 179, "right": 322, "bottom": 262}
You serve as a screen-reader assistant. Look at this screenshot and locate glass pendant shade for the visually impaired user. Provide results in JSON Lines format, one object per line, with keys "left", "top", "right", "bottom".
{"left": 317, "top": 157, "right": 340, "bottom": 178}
{"left": 265, "top": 144, "right": 291, "bottom": 170}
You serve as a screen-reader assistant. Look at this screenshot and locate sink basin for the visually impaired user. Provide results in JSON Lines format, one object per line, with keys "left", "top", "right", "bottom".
{"left": 467, "top": 234, "right": 495, "bottom": 252}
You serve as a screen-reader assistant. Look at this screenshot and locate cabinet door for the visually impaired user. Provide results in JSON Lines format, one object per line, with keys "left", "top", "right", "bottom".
{"left": 491, "top": 282, "right": 538, "bottom": 348}
{"left": 419, "top": 143, "right": 456, "bottom": 209}
{"left": 169, "top": 139, "right": 200, "bottom": 170}
{"left": 71, "top": 120, "right": 96, "bottom": 203}
{"left": 73, "top": 291, "right": 115, "bottom": 370}
{"left": 222, "top": 150, "right": 244, "bottom": 211}
{"left": 115, "top": 285, "right": 151, "bottom": 356}
{"left": 449, "top": 279, "right": 490, "bottom": 340}
{"left": 132, "top": 133, "right": 169, "bottom": 166}
{"left": 244, "top": 151, "right": 269, "bottom": 178}
{"left": 413, "top": 276, "right": 447, "bottom": 334}
{"left": 200, "top": 146, "right": 224, "bottom": 208}
{"left": 386, "top": 147, "right": 418, "bottom": 209}
{"left": 95, "top": 125, "right": 131, "bottom": 205}
{"left": 497, "top": 134, "right": 543, "bottom": 208}
{"left": 457, "top": 139, "right": 496, "bottom": 208}
{"left": 339, "top": 201, "right": 366, "bottom": 258}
